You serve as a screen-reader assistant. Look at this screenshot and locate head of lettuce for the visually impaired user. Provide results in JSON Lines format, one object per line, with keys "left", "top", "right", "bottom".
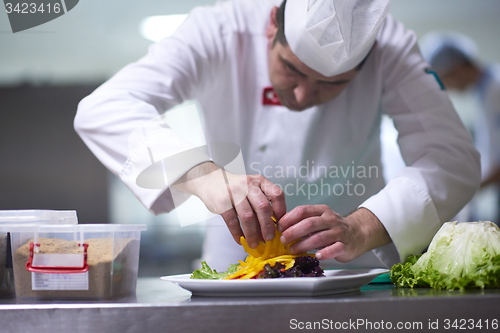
{"left": 391, "top": 221, "right": 500, "bottom": 290}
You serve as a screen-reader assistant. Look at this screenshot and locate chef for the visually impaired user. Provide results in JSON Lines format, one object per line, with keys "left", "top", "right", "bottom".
{"left": 75, "top": 0, "right": 480, "bottom": 270}
{"left": 422, "top": 32, "right": 500, "bottom": 224}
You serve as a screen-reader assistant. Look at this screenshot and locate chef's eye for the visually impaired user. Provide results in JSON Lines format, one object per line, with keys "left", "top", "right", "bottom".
{"left": 285, "top": 63, "right": 297, "bottom": 74}
{"left": 282, "top": 60, "right": 305, "bottom": 77}
{"left": 321, "top": 80, "right": 349, "bottom": 87}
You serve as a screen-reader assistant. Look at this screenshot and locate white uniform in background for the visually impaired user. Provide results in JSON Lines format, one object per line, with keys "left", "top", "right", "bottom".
{"left": 475, "top": 66, "right": 500, "bottom": 183}
{"left": 474, "top": 66, "right": 500, "bottom": 221}
{"left": 75, "top": 0, "right": 480, "bottom": 270}
{"left": 421, "top": 32, "right": 500, "bottom": 223}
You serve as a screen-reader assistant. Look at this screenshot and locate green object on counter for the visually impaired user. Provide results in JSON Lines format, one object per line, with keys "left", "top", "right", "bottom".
{"left": 191, "top": 261, "right": 239, "bottom": 279}
{"left": 369, "top": 273, "right": 392, "bottom": 284}
{"left": 391, "top": 222, "right": 500, "bottom": 290}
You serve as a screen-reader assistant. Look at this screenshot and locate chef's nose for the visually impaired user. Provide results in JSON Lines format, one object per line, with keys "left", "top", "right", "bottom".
{"left": 293, "top": 79, "right": 317, "bottom": 107}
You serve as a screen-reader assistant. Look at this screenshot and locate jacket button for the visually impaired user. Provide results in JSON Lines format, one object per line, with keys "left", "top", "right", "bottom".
{"left": 259, "top": 144, "right": 267, "bottom": 152}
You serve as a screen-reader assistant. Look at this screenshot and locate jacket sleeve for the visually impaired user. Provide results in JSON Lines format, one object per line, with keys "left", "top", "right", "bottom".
{"left": 360, "top": 17, "right": 481, "bottom": 262}
{"left": 74, "top": 7, "right": 227, "bottom": 214}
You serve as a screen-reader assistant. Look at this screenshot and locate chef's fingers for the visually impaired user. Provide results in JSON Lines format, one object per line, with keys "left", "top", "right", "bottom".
{"left": 220, "top": 208, "right": 243, "bottom": 245}
{"left": 234, "top": 198, "right": 263, "bottom": 248}
{"left": 246, "top": 184, "right": 275, "bottom": 242}
{"left": 277, "top": 205, "right": 326, "bottom": 232}
{"left": 260, "top": 177, "right": 286, "bottom": 220}
{"left": 280, "top": 216, "right": 326, "bottom": 245}
{"left": 315, "top": 242, "right": 346, "bottom": 261}
{"left": 287, "top": 228, "right": 340, "bottom": 254}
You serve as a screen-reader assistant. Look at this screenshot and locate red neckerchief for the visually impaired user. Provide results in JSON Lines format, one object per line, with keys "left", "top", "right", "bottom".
{"left": 262, "top": 86, "right": 282, "bottom": 106}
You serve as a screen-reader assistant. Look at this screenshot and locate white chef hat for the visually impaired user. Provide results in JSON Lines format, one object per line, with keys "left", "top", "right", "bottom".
{"left": 420, "top": 32, "right": 479, "bottom": 76}
{"left": 284, "top": 0, "right": 392, "bottom": 77}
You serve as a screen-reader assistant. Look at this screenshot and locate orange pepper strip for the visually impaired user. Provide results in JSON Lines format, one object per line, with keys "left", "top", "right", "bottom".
{"left": 268, "top": 233, "right": 279, "bottom": 258}
{"left": 273, "top": 255, "right": 296, "bottom": 260}
{"left": 284, "top": 260, "right": 295, "bottom": 270}
{"left": 259, "top": 238, "right": 272, "bottom": 260}
{"left": 241, "top": 262, "right": 267, "bottom": 279}
{"left": 224, "top": 219, "right": 316, "bottom": 280}
{"left": 254, "top": 242, "right": 266, "bottom": 255}
{"left": 240, "top": 236, "right": 262, "bottom": 258}
{"left": 276, "top": 240, "right": 284, "bottom": 257}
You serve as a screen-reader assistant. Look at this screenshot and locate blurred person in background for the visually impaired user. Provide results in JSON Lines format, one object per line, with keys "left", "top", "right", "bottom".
{"left": 422, "top": 32, "right": 500, "bottom": 224}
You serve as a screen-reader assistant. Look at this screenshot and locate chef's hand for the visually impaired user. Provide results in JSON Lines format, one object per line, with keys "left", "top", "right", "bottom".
{"left": 172, "top": 162, "right": 286, "bottom": 248}
{"left": 277, "top": 206, "right": 391, "bottom": 262}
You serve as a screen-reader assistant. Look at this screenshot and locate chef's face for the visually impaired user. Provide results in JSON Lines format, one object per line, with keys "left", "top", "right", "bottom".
{"left": 439, "top": 64, "right": 477, "bottom": 92}
{"left": 266, "top": 7, "right": 360, "bottom": 111}
{"left": 267, "top": 42, "right": 359, "bottom": 111}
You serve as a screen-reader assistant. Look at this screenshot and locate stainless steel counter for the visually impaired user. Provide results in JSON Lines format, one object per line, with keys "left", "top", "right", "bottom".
{"left": 0, "top": 278, "right": 499, "bottom": 333}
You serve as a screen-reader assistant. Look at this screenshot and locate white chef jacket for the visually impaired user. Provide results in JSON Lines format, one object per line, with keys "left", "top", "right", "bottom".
{"left": 74, "top": 0, "right": 480, "bottom": 269}
{"left": 475, "top": 66, "right": 500, "bottom": 179}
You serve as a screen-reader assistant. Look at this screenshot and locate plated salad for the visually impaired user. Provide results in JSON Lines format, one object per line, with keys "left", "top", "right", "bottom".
{"left": 192, "top": 218, "right": 324, "bottom": 280}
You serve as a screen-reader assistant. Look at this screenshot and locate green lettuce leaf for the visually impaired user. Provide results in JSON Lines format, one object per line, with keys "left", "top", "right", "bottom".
{"left": 391, "top": 221, "right": 500, "bottom": 290}
{"left": 390, "top": 254, "right": 429, "bottom": 288}
{"left": 191, "top": 261, "right": 240, "bottom": 280}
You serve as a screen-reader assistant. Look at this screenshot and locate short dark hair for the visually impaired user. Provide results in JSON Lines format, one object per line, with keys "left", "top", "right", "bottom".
{"left": 430, "top": 46, "right": 475, "bottom": 75}
{"left": 274, "top": 0, "right": 288, "bottom": 47}
{"left": 274, "top": 0, "right": 371, "bottom": 72}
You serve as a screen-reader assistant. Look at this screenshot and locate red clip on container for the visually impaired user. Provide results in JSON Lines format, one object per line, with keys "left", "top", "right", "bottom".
{"left": 0, "top": 210, "right": 78, "bottom": 298}
{"left": 26, "top": 242, "right": 89, "bottom": 274}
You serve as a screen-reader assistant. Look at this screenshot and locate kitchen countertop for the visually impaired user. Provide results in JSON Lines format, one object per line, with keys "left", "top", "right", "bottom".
{"left": 0, "top": 277, "right": 499, "bottom": 333}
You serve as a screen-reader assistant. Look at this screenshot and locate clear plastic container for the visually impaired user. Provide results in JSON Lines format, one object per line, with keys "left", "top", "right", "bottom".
{"left": 0, "top": 210, "right": 78, "bottom": 297}
{"left": 0, "top": 210, "right": 78, "bottom": 225}
{"left": 9, "top": 224, "right": 146, "bottom": 299}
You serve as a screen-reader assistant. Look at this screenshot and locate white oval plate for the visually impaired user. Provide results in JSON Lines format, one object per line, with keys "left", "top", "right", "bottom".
{"left": 160, "top": 268, "right": 389, "bottom": 297}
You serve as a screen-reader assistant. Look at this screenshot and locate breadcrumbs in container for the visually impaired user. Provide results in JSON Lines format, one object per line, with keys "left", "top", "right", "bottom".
{"left": 9, "top": 224, "right": 146, "bottom": 299}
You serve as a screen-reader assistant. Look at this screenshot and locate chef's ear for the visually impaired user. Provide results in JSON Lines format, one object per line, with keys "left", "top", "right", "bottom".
{"left": 266, "top": 6, "right": 279, "bottom": 42}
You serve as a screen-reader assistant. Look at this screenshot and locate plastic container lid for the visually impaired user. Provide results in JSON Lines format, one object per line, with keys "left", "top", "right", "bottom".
{"left": 0, "top": 210, "right": 78, "bottom": 232}
{"left": 6, "top": 223, "right": 146, "bottom": 233}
